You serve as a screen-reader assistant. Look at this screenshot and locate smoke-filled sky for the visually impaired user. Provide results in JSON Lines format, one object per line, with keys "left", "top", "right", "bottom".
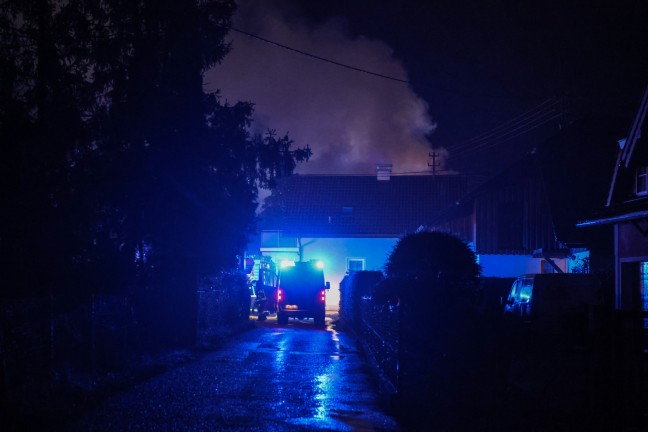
{"left": 205, "top": 0, "right": 648, "bottom": 177}
{"left": 204, "top": 0, "right": 446, "bottom": 175}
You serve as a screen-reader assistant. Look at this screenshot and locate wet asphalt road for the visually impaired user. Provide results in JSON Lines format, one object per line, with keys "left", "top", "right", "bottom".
{"left": 63, "top": 314, "right": 400, "bottom": 431}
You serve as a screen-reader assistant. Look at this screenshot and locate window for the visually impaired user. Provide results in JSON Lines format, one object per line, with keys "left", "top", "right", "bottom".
{"left": 641, "top": 262, "right": 648, "bottom": 333}
{"left": 508, "top": 278, "right": 532, "bottom": 303}
{"left": 346, "top": 258, "right": 365, "bottom": 272}
{"left": 260, "top": 231, "right": 298, "bottom": 249}
{"left": 541, "top": 259, "right": 558, "bottom": 274}
{"left": 636, "top": 167, "right": 647, "bottom": 195}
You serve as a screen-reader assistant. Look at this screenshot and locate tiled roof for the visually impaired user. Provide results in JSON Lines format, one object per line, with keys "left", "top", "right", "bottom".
{"left": 260, "top": 174, "right": 475, "bottom": 237}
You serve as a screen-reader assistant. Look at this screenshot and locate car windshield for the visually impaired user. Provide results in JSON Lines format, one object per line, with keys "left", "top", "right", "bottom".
{"left": 519, "top": 279, "right": 533, "bottom": 301}
{"left": 509, "top": 278, "right": 533, "bottom": 303}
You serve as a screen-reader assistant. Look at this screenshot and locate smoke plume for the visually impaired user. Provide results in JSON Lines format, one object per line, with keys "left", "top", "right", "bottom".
{"left": 204, "top": 0, "right": 447, "bottom": 175}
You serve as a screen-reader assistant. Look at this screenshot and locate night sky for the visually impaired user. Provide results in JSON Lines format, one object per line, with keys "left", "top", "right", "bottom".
{"left": 206, "top": 0, "right": 648, "bottom": 177}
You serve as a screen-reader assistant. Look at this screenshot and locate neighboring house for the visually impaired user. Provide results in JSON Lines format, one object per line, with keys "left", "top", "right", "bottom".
{"left": 429, "top": 116, "right": 623, "bottom": 278}
{"left": 577, "top": 86, "right": 648, "bottom": 314}
{"left": 253, "top": 165, "right": 478, "bottom": 308}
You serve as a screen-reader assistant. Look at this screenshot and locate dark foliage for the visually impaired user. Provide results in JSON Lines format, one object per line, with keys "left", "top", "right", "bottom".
{"left": 196, "top": 270, "right": 251, "bottom": 349}
{"left": 379, "top": 231, "right": 495, "bottom": 427}
{"left": 1, "top": 0, "right": 310, "bottom": 301}
{"left": 383, "top": 230, "right": 481, "bottom": 305}
{"left": 0, "top": 1, "right": 309, "bottom": 426}
{"left": 0, "top": 272, "right": 251, "bottom": 429}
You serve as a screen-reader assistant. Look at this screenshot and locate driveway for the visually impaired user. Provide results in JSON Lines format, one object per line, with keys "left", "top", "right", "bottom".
{"left": 62, "top": 314, "right": 400, "bottom": 431}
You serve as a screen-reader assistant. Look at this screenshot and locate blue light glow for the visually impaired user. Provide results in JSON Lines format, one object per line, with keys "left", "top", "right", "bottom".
{"left": 314, "top": 374, "right": 329, "bottom": 419}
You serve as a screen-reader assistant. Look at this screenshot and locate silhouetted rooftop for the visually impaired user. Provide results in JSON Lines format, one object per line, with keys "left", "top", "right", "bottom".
{"left": 260, "top": 174, "right": 479, "bottom": 237}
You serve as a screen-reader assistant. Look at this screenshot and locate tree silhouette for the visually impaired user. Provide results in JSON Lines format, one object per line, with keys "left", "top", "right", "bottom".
{"left": 0, "top": 0, "right": 311, "bottom": 308}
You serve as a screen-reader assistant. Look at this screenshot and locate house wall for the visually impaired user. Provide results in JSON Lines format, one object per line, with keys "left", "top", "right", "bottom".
{"left": 438, "top": 166, "right": 578, "bottom": 278}
{"left": 478, "top": 254, "right": 568, "bottom": 277}
{"left": 615, "top": 222, "right": 648, "bottom": 310}
{"left": 617, "top": 222, "right": 648, "bottom": 258}
{"left": 437, "top": 169, "right": 560, "bottom": 256}
{"left": 474, "top": 174, "right": 559, "bottom": 255}
{"left": 262, "top": 237, "right": 398, "bottom": 310}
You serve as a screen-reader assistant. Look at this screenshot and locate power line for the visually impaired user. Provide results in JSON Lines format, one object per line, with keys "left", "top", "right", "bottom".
{"left": 450, "top": 106, "right": 559, "bottom": 155}
{"left": 449, "top": 97, "right": 559, "bottom": 153}
{"left": 224, "top": 25, "right": 410, "bottom": 84}
{"left": 294, "top": 169, "right": 455, "bottom": 176}
{"left": 452, "top": 98, "right": 557, "bottom": 148}
{"left": 451, "top": 113, "right": 561, "bottom": 158}
{"left": 450, "top": 111, "right": 562, "bottom": 159}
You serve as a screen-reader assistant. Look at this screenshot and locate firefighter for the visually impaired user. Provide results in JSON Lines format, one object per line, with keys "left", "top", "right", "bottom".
{"left": 254, "top": 279, "right": 268, "bottom": 321}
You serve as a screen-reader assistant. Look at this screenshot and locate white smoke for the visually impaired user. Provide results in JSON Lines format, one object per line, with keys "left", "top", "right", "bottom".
{"left": 204, "top": 0, "right": 448, "bottom": 175}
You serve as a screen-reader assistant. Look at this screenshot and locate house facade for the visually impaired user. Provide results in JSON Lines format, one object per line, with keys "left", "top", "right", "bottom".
{"left": 577, "top": 86, "right": 648, "bottom": 314}
{"left": 254, "top": 165, "right": 477, "bottom": 309}
{"left": 430, "top": 117, "right": 621, "bottom": 279}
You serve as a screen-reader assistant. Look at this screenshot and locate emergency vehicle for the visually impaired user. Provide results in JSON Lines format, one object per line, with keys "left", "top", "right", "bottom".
{"left": 276, "top": 260, "right": 331, "bottom": 327}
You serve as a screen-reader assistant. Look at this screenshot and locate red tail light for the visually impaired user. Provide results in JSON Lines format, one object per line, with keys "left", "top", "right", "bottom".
{"left": 276, "top": 288, "right": 283, "bottom": 303}
{"left": 319, "top": 289, "right": 326, "bottom": 302}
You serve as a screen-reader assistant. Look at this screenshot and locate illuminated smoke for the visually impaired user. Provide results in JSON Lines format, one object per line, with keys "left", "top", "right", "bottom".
{"left": 204, "top": 0, "right": 448, "bottom": 175}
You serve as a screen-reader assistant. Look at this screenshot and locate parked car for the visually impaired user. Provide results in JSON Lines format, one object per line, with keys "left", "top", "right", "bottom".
{"left": 503, "top": 273, "right": 603, "bottom": 342}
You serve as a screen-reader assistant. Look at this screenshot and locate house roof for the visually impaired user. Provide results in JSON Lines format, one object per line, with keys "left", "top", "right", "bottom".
{"left": 577, "top": 200, "right": 648, "bottom": 227}
{"left": 577, "top": 86, "right": 648, "bottom": 227}
{"left": 606, "top": 86, "right": 648, "bottom": 206}
{"left": 431, "top": 116, "right": 624, "bottom": 246}
{"left": 259, "top": 174, "right": 478, "bottom": 237}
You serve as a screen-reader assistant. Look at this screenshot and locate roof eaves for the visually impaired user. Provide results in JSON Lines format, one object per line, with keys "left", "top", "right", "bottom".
{"left": 576, "top": 209, "right": 648, "bottom": 227}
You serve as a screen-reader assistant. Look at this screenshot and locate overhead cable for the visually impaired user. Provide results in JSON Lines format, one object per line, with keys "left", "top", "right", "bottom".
{"left": 450, "top": 105, "right": 559, "bottom": 154}
{"left": 224, "top": 25, "right": 410, "bottom": 84}
{"left": 449, "top": 97, "right": 559, "bottom": 153}
{"left": 450, "top": 112, "right": 563, "bottom": 159}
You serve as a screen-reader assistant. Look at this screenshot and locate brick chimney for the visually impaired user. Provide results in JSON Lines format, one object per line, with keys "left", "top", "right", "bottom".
{"left": 376, "top": 163, "right": 392, "bottom": 181}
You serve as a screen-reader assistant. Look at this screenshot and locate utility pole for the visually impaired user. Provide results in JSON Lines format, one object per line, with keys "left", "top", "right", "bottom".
{"left": 428, "top": 152, "right": 439, "bottom": 177}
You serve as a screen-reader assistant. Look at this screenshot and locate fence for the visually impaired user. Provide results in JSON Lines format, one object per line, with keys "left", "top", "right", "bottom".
{"left": 0, "top": 294, "right": 137, "bottom": 426}
{"left": 195, "top": 270, "right": 251, "bottom": 349}
{"left": 339, "top": 271, "right": 399, "bottom": 403}
{"left": 340, "top": 272, "right": 648, "bottom": 429}
{"left": 1, "top": 269, "right": 251, "bottom": 428}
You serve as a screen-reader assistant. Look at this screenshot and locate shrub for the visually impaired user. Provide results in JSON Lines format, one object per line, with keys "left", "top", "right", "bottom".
{"left": 384, "top": 230, "right": 480, "bottom": 306}
{"left": 383, "top": 231, "right": 485, "bottom": 425}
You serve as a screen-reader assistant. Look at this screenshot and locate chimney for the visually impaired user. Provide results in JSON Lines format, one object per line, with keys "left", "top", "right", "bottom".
{"left": 376, "top": 163, "right": 393, "bottom": 181}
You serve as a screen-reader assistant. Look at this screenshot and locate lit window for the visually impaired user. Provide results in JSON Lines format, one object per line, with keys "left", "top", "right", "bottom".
{"left": 347, "top": 258, "right": 365, "bottom": 272}
{"left": 636, "top": 167, "right": 647, "bottom": 195}
{"left": 641, "top": 262, "right": 648, "bottom": 332}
